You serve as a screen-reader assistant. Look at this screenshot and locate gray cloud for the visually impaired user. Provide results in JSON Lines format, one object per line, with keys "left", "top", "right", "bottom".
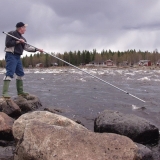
{"left": 0, "top": 0, "right": 160, "bottom": 59}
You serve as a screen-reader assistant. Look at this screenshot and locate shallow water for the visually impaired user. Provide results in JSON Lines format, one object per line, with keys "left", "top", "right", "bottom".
{"left": 0, "top": 67, "right": 160, "bottom": 159}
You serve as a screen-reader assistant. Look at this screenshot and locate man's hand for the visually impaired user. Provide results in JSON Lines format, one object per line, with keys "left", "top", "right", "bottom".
{"left": 16, "top": 39, "right": 25, "bottom": 44}
{"left": 37, "top": 49, "right": 43, "bottom": 53}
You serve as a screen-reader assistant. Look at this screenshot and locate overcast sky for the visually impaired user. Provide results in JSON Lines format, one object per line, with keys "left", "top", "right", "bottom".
{"left": 0, "top": 0, "right": 160, "bottom": 59}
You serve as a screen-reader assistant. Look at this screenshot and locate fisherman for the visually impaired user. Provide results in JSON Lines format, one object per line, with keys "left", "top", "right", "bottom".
{"left": 2, "top": 22, "right": 43, "bottom": 98}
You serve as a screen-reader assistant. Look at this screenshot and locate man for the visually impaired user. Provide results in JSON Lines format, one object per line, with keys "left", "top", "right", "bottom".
{"left": 2, "top": 22, "right": 43, "bottom": 98}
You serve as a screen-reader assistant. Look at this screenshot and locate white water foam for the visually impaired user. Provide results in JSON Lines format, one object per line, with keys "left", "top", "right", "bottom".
{"left": 137, "top": 77, "right": 151, "bottom": 81}
{"left": 116, "top": 70, "right": 123, "bottom": 75}
{"left": 125, "top": 72, "right": 135, "bottom": 76}
{"left": 79, "top": 78, "right": 86, "bottom": 82}
{"left": 98, "top": 71, "right": 105, "bottom": 75}
{"left": 126, "top": 77, "right": 133, "bottom": 80}
{"left": 153, "top": 79, "right": 160, "bottom": 82}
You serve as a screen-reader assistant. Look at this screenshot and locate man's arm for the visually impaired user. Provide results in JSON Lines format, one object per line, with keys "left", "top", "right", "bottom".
{"left": 24, "top": 44, "right": 37, "bottom": 52}
{"left": 5, "top": 33, "right": 17, "bottom": 47}
{"left": 24, "top": 44, "right": 43, "bottom": 53}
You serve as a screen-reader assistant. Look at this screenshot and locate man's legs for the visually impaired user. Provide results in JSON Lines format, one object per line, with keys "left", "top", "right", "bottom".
{"left": 15, "top": 57, "right": 28, "bottom": 96}
{"left": 2, "top": 53, "right": 17, "bottom": 98}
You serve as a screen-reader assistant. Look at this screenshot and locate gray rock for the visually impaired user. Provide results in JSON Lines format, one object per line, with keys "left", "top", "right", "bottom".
{"left": 13, "top": 94, "right": 42, "bottom": 113}
{"left": 13, "top": 111, "right": 139, "bottom": 160}
{"left": 44, "top": 107, "right": 63, "bottom": 114}
{"left": 0, "top": 112, "right": 14, "bottom": 141}
{"left": 0, "top": 140, "right": 8, "bottom": 147}
{"left": 0, "top": 140, "right": 14, "bottom": 147}
{"left": 94, "top": 110, "right": 159, "bottom": 144}
{"left": 0, "top": 98, "right": 21, "bottom": 118}
{"left": 0, "top": 146, "right": 14, "bottom": 160}
{"left": 136, "top": 143, "right": 153, "bottom": 160}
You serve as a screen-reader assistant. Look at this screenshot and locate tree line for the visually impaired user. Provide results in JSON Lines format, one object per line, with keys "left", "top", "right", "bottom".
{"left": 0, "top": 49, "right": 160, "bottom": 68}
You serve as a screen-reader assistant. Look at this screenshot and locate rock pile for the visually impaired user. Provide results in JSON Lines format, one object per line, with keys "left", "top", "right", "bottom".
{"left": 0, "top": 96, "right": 158, "bottom": 160}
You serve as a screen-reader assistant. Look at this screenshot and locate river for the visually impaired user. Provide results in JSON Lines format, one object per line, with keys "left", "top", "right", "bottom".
{"left": 0, "top": 67, "right": 159, "bottom": 159}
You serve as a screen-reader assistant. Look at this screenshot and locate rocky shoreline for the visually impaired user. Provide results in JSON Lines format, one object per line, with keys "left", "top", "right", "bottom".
{"left": 0, "top": 95, "right": 159, "bottom": 160}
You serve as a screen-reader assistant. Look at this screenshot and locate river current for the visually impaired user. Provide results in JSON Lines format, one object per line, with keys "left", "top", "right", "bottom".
{"left": 0, "top": 67, "right": 159, "bottom": 159}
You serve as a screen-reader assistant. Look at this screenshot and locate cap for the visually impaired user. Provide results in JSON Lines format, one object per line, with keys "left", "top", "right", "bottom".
{"left": 16, "top": 22, "right": 28, "bottom": 28}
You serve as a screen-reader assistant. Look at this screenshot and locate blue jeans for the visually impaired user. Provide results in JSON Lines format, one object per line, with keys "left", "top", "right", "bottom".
{"left": 5, "top": 52, "right": 24, "bottom": 78}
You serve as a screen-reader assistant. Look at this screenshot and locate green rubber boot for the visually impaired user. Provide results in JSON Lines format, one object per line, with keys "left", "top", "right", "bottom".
{"left": 16, "top": 79, "right": 29, "bottom": 97}
{"left": 2, "top": 80, "right": 11, "bottom": 98}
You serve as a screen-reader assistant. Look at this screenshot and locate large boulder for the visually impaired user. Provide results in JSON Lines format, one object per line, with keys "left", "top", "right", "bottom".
{"left": 13, "top": 111, "right": 87, "bottom": 141}
{"left": 13, "top": 94, "right": 42, "bottom": 113}
{"left": 13, "top": 111, "right": 140, "bottom": 160}
{"left": 0, "top": 112, "right": 14, "bottom": 141}
{"left": 0, "top": 98, "right": 21, "bottom": 118}
{"left": 94, "top": 110, "right": 159, "bottom": 144}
